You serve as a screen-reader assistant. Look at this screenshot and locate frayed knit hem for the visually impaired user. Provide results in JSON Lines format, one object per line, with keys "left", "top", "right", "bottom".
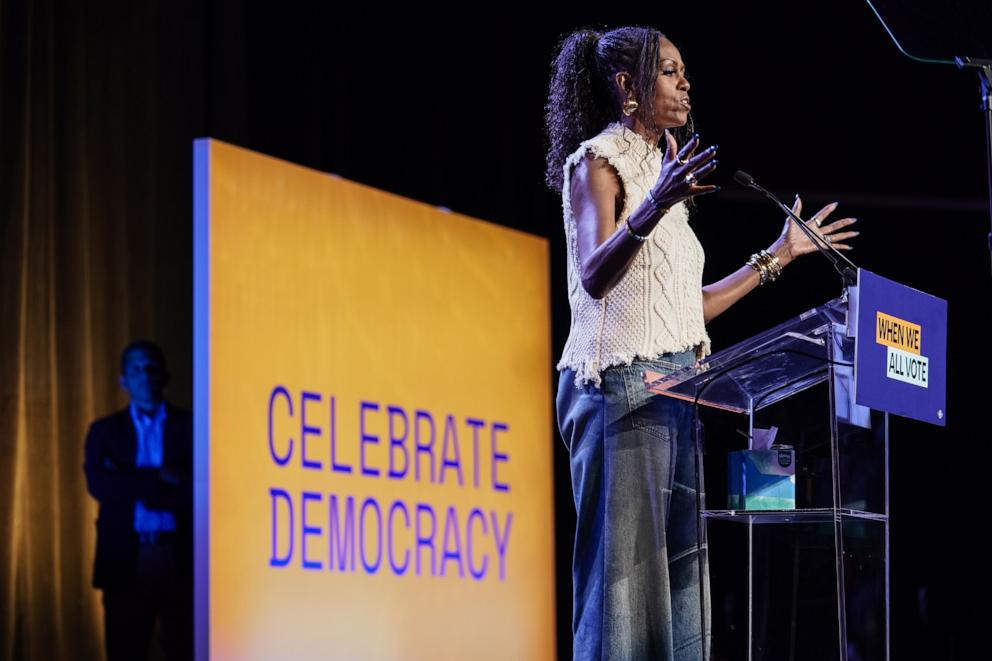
{"left": 557, "top": 342, "right": 709, "bottom": 389}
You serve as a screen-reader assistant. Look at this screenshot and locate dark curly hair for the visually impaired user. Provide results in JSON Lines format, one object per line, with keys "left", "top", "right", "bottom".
{"left": 544, "top": 26, "right": 691, "bottom": 193}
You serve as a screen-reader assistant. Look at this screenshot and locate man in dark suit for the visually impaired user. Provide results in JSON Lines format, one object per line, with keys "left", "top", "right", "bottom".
{"left": 84, "top": 340, "right": 193, "bottom": 661}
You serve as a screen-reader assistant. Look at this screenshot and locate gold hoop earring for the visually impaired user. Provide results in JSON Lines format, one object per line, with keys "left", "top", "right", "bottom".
{"left": 622, "top": 94, "right": 639, "bottom": 117}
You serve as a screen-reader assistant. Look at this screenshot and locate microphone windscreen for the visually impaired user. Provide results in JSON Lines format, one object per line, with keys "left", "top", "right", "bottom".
{"left": 733, "top": 170, "right": 755, "bottom": 187}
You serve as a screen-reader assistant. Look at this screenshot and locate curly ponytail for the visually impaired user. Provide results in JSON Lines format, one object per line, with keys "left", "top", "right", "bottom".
{"left": 543, "top": 30, "right": 613, "bottom": 192}
{"left": 544, "top": 26, "right": 671, "bottom": 193}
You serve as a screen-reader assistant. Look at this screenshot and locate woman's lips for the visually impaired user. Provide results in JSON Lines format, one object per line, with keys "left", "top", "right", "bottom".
{"left": 678, "top": 97, "right": 691, "bottom": 111}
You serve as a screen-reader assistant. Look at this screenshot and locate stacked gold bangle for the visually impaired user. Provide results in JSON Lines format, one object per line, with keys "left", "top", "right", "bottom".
{"left": 746, "top": 249, "right": 783, "bottom": 285}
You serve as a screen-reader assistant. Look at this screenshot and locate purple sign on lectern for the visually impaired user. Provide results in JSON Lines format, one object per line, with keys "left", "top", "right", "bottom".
{"left": 853, "top": 269, "right": 947, "bottom": 426}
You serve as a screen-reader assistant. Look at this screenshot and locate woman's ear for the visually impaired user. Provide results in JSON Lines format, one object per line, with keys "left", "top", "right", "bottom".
{"left": 614, "top": 71, "right": 632, "bottom": 96}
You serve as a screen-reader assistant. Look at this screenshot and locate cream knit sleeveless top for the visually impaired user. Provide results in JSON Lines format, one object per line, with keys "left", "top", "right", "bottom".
{"left": 557, "top": 122, "right": 711, "bottom": 387}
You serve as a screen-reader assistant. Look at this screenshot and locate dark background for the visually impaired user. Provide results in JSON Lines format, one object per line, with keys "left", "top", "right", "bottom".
{"left": 2, "top": 0, "right": 990, "bottom": 658}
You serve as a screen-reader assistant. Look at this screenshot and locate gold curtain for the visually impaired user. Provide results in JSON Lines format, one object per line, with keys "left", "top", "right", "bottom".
{"left": 1, "top": 1, "right": 197, "bottom": 658}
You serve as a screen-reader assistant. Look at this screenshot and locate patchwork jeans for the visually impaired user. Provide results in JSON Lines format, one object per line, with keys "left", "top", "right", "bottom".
{"left": 557, "top": 353, "right": 711, "bottom": 661}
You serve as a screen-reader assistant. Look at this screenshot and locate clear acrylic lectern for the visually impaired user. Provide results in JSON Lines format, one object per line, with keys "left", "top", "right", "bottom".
{"left": 645, "top": 293, "right": 889, "bottom": 661}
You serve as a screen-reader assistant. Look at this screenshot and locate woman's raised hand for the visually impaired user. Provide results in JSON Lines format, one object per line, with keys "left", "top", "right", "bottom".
{"left": 649, "top": 132, "right": 719, "bottom": 209}
{"left": 776, "top": 196, "right": 859, "bottom": 263}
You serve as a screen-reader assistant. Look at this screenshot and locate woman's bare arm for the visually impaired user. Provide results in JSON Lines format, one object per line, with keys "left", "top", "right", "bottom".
{"left": 570, "top": 157, "right": 670, "bottom": 299}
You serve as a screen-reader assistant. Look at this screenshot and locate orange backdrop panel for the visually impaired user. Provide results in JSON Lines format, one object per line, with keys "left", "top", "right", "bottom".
{"left": 198, "top": 139, "right": 554, "bottom": 660}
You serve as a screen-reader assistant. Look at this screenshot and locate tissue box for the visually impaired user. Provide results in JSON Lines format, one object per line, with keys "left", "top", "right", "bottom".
{"left": 728, "top": 447, "right": 796, "bottom": 510}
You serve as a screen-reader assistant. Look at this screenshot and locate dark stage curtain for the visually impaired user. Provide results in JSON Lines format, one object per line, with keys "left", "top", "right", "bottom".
{"left": 0, "top": 1, "right": 197, "bottom": 658}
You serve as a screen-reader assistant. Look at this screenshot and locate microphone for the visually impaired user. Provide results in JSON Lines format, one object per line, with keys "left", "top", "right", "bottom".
{"left": 734, "top": 170, "right": 858, "bottom": 286}
{"left": 732, "top": 171, "right": 755, "bottom": 188}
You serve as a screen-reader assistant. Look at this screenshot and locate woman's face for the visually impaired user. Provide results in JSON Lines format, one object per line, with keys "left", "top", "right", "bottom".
{"left": 649, "top": 37, "right": 691, "bottom": 130}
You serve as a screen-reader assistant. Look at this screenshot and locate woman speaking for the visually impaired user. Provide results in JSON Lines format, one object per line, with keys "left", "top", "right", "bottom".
{"left": 545, "top": 26, "right": 857, "bottom": 661}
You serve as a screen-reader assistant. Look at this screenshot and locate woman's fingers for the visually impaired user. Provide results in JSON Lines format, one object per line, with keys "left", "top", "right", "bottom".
{"left": 820, "top": 227, "right": 860, "bottom": 252}
{"left": 685, "top": 144, "right": 717, "bottom": 170}
{"left": 689, "top": 158, "right": 718, "bottom": 181}
{"left": 653, "top": 135, "right": 724, "bottom": 206}
{"left": 665, "top": 130, "right": 680, "bottom": 163}
{"left": 820, "top": 217, "right": 857, "bottom": 233}
{"left": 675, "top": 133, "right": 699, "bottom": 163}
{"left": 809, "top": 202, "right": 839, "bottom": 226}
{"left": 692, "top": 184, "right": 720, "bottom": 197}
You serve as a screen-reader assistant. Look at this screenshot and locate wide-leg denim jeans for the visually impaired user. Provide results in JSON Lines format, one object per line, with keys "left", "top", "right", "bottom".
{"left": 557, "top": 353, "right": 711, "bottom": 661}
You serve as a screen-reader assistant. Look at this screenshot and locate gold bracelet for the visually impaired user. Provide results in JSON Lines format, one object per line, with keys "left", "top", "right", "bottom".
{"left": 759, "top": 250, "right": 783, "bottom": 281}
{"left": 747, "top": 249, "right": 782, "bottom": 285}
{"left": 746, "top": 253, "right": 769, "bottom": 284}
